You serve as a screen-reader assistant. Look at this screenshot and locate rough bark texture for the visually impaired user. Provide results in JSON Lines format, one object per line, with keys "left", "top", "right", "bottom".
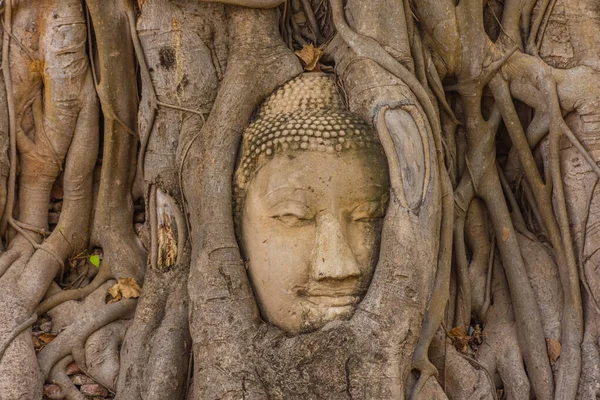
{"left": 0, "top": 0, "right": 598, "bottom": 399}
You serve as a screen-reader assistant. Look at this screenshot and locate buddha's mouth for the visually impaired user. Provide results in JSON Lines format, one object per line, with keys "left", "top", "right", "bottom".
{"left": 304, "top": 294, "right": 361, "bottom": 307}
{"left": 301, "top": 288, "right": 364, "bottom": 307}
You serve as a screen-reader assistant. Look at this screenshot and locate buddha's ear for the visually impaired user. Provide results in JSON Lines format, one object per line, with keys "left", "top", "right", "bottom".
{"left": 375, "top": 105, "right": 430, "bottom": 212}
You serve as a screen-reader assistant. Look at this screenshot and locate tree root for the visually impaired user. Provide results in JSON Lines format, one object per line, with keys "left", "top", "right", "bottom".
{"left": 86, "top": 0, "right": 147, "bottom": 283}
{"left": 330, "top": 0, "right": 442, "bottom": 143}
{"left": 0, "top": 0, "right": 16, "bottom": 237}
{"left": 35, "top": 263, "right": 113, "bottom": 316}
{"left": 196, "top": 0, "right": 284, "bottom": 7}
{"left": 46, "top": 356, "right": 86, "bottom": 400}
{"left": 0, "top": 245, "right": 25, "bottom": 278}
{"left": 452, "top": 177, "right": 473, "bottom": 329}
{"left": 183, "top": 6, "right": 301, "bottom": 397}
{"left": 37, "top": 285, "right": 136, "bottom": 380}
{"left": 409, "top": 169, "right": 454, "bottom": 400}
{"left": 490, "top": 69, "right": 582, "bottom": 398}
{"left": 0, "top": 312, "right": 36, "bottom": 362}
{"left": 85, "top": 320, "right": 129, "bottom": 391}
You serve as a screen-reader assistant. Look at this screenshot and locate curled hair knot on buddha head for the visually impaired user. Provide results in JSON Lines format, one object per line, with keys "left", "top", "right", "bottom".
{"left": 233, "top": 73, "right": 386, "bottom": 221}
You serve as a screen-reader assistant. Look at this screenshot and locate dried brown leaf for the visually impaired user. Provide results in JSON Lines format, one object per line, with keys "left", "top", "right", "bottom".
{"left": 33, "top": 333, "right": 56, "bottom": 352}
{"left": 107, "top": 277, "right": 141, "bottom": 303}
{"left": 295, "top": 44, "right": 323, "bottom": 72}
{"left": 38, "top": 333, "right": 56, "bottom": 344}
{"left": 448, "top": 327, "right": 472, "bottom": 353}
{"left": 448, "top": 327, "right": 467, "bottom": 339}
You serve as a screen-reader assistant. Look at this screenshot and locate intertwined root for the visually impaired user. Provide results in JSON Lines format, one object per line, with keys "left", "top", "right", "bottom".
{"left": 0, "top": 0, "right": 99, "bottom": 397}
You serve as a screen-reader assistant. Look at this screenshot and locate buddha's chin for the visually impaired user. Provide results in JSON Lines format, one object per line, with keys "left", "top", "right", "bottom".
{"left": 264, "top": 298, "right": 361, "bottom": 335}
{"left": 296, "top": 302, "right": 356, "bottom": 334}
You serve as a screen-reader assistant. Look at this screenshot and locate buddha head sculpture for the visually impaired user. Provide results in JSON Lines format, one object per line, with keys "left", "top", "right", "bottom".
{"left": 234, "top": 73, "right": 390, "bottom": 335}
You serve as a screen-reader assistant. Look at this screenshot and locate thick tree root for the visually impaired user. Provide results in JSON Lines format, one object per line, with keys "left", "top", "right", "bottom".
{"left": 85, "top": 320, "right": 130, "bottom": 391}
{"left": 0, "top": 312, "right": 36, "bottom": 362}
{"left": 36, "top": 264, "right": 113, "bottom": 316}
{"left": 46, "top": 356, "right": 86, "bottom": 400}
{"left": 409, "top": 169, "right": 453, "bottom": 400}
{"left": 37, "top": 283, "right": 136, "bottom": 380}
{"left": 86, "top": 0, "right": 147, "bottom": 284}
{"left": 183, "top": 6, "right": 301, "bottom": 398}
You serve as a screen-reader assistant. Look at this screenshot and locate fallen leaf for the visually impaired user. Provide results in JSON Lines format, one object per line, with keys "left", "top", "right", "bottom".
{"left": 38, "top": 333, "right": 56, "bottom": 344}
{"left": 546, "top": 338, "right": 561, "bottom": 362}
{"left": 448, "top": 327, "right": 467, "bottom": 339}
{"left": 502, "top": 227, "right": 510, "bottom": 241}
{"left": 448, "top": 326, "right": 470, "bottom": 353}
{"left": 108, "top": 277, "right": 141, "bottom": 303}
{"left": 89, "top": 254, "right": 100, "bottom": 268}
{"left": 33, "top": 333, "right": 56, "bottom": 351}
{"left": 295, "top": 44, "right": 323, "bottom": 71}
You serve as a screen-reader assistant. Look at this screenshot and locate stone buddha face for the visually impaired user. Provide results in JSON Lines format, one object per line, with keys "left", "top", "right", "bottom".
{"left": 234, "top": 73, "right": 390, "bottom": 335}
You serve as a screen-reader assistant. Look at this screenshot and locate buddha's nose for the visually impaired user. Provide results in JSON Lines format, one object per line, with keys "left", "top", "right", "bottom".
{"left": 310, "top": 214, "right": 361, "bottom": 281}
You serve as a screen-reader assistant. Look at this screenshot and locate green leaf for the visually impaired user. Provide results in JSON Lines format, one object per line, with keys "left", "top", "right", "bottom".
{"left": 89, "top": 254, "right": 101, "bottom": 268}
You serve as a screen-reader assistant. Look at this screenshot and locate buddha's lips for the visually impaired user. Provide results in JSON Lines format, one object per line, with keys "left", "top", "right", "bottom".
{"left": 299, "top": 287, "right": 366, "bottom": 307}
{"left": 304, "top": 294, "right": 361, "bottom": 307}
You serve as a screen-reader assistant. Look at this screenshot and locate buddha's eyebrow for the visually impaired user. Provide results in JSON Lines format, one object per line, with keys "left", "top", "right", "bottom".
{"left": 362, "top": 184, "right": 386, "bottom": 190}
{"left": 261, "top": 186, "right": 313, "bottom": 199}
{"left": 352, "top": 184, "right": 388, "bottom": 195}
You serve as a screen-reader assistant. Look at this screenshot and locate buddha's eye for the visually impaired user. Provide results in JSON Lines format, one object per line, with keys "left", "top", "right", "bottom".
{"left": 269, "top": 201, "right": 314, "bottom": 227}
{"left": 353, "top": 216, "right": 383, "bottom": 223}
{"left": 272, "top": 213, "right": 313, "bottom": 226}
{"left": 351, "top": 200, "right": 385, "bottom": 223}
{"left": 352, "top": 215, "right": 384, "bottom": 224}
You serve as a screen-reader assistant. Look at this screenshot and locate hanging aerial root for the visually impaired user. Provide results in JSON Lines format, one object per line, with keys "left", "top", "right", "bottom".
{"left": 299, "top": 0, "right": 320, "bottom": 41}
{"left": 578, "top": 178, "right": 600, "bottom": 315}
{"left": 0, "top": 0, "right": 16, "bottom": 238}
{"left": 449, "top": 60, "right": 553, "bottom": 397}
{"left": 559, "top": 121, "right": 600, "bottom": 181}
{"left": 409, "top": 169, "right": 454, "bottom": 400}
{"left": 478, "top": 160, "right": 554, "bottom": 400}
{"left": 330, "top": 0, "right": 442, "bottom": 152}
{"left": 490, "top": 67, "right": 583, "bottom": 398}
{"left": 546, "top": 112, "right": 583, "bottom": 400}
{"left": 126, "top": 1, "right": 208, "bottom": 186}
{"left": 452, "top": 178, "right": 474, "bottom": 330}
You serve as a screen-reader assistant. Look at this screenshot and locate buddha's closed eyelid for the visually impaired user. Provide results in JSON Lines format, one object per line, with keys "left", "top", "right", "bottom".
{"left": 350, "top": 199, "right": 387, "bottom": 221}
{"left": 268, "top": 200, "right": 315, "bottom": 226}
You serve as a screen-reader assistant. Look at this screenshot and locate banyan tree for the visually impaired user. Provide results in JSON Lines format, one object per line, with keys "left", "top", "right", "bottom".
{"left": 0, "top": 0, "right": 599, "bottom": 399}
